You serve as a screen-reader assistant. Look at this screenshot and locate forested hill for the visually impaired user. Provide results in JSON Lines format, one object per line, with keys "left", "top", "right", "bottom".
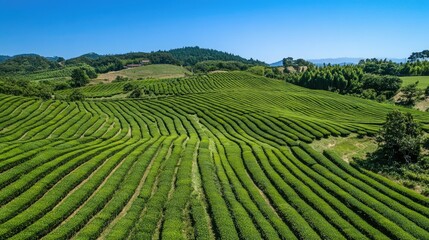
{"left": 0, "top": 55, "right": 11, "bottom": 63}
{"left": 168, "top": 46, "right": 266, "bottom": 66}
{"left": 0, "top": 47, "right": 268, "bottom": 76}
{"left": 0, "top": 55, "right": 61, "bottom": 75}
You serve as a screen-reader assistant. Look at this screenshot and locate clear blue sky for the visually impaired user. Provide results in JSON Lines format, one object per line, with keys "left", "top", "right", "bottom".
{"left": 0, "top": 0, "right": 428, "bottom": 63}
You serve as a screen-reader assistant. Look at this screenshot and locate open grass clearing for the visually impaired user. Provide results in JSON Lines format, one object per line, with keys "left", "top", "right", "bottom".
{"left": 94, "top": 64, "right": 191, "bottom": 84}
{"left": 401, "top": 76, "right": 429, "bottom": 89}
{"left": 310, "top": 134, "right": 377, "bottom": 162}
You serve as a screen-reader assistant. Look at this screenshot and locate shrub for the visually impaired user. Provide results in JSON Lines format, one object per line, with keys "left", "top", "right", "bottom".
{"left": 123, "top": 82, "right": 136, "bottom": 92}
{"left": 69, "top": 90, "right": 85, "bottom": 101}
{"left": 128, "top": 88, "right": 142, "bottom": 98}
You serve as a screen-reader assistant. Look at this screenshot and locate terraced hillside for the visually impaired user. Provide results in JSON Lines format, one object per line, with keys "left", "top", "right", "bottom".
{"left": 1, "top": 72, "right": 429, "bottom": 239}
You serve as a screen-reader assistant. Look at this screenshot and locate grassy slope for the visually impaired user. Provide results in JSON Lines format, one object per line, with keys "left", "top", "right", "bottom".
{"left": 95, "top": 64, "right": 191, "bottom": 83}
{"left": 310, "top": 134, "right": 377, "bottom": 162}
{"left": 2, "top": 71, "right": 429, "bottom": 239}
{"left": 401, "top": 76, "right": 429, "bottom": 89}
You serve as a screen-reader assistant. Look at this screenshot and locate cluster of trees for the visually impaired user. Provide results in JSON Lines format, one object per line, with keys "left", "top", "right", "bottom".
{"left": 65, "top": 56, "right": 123, "bottom": 73}
{"left": 400, "top": 61, "right": 429, "bottom": 76}
{"left": 358, "top": 59, "right": 401, "bottom": 75}
{"left": 192, "top": 61, "right": 283, "bottom": 77}
{"left": 0, "top": 79, "right": 53, "bottom": 100}
{"left": 69, "top": 68, "right": 97, "bottom": 87}
{"left": 247, "top": 66, "right": 283, "bottom": 78}
{"left": 280, "top": 51, "right": 429, "bottom": 101}
{"left": 358, "top": 59, "right": 429, "bottom": 76}
{"left": 282, "top": 57, "right": 313, "bottom": 73}
{"left": 285, "top": 65, "right": 402, "bottom": 101}
{"left": 193, "top": 61, "right": 249, "bottom": 72}
{"left": 0, "top": 65, "right": 98, "bottom": 100}
{"left": 408, "top": 50, "right": 429, "bottom": 62}
{"left": 122, "top": 82, "right": 152, "bottom": 98}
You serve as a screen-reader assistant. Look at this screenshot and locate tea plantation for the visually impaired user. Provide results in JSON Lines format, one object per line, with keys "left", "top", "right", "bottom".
{"left": 1, "top": 72, "right": 429, "bottom": 239}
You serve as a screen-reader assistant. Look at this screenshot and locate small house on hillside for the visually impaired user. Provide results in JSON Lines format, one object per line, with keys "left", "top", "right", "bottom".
{"left": 125, "top": 59, "right": 151, "bottom": 68}
{"left": 125, "top": 64, "right": 141, "bottom": 68}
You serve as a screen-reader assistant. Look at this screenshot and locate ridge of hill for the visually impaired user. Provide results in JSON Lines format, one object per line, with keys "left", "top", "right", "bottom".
{"left": 0, "top": 55, "right": 61, "bottom": 74}
{"left": 168, "top": 46, "right": 266, "bottom": 66}
{"left": 0, "top": 54, "right": 61, "bottom": 64}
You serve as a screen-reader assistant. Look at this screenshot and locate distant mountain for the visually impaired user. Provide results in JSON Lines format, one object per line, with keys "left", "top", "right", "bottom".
{"left": 0, "top": 55, "right": 11, "bottom": 63}
{"left": 270, "top": 57, "right": 407, "bottom": 67}
{"left": 270, "top": 60, "right": 283, "bottom": 67}
{"left": 308, "top": 58, "right": 407, "bottom": 66}
{"left": 46, "top": 56, "right": 63, "bottom": 62}
{"left": 0, "top": 54, "right": 63, "bottom": 64}
{"left": 0, "top": 55, "right": 61, "bottom": 74}
{"left": 80, "top": 52, "right": 102, "bottom": 60}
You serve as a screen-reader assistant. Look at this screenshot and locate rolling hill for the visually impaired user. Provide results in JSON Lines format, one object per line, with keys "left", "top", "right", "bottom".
{"left": 1, "top": 72, "right": 429, "bottom": 239}
{"left": 95, "top": 64, "right": 191, "bottom": 83}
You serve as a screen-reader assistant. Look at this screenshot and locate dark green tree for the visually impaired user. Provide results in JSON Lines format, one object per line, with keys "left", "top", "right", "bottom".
{"left": 398, "top": 81, "right": 419, "bottom": 106}
{"left": 70, "top": 68, "right": 90, "bottom": 87}
{"left": 83, "top": 67, "right": 97, "bottom": 79}
{"left": 425, "top": 85, "right": 429, "bottom": 97}
{"left": 69, "top": 90, "right": 85, "bottom": 101}
{"left": 377, "top": 110, "right": 422, "bottom": 163}
{"left": 123, "top": 82, "right": 136, "bottom": 92}
{"left": 129, "top": 88, "right": 142, "bottom": 98}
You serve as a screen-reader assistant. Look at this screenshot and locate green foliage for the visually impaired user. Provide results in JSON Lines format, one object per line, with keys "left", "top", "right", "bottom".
{"left": 0, "top": 55, "right": 61, "bottom": 74}
{"left": 286, "top": 65, "right": 401, "bottom": 100}
{"left": 193, "top": 60, "right": 249, "bottom": 72}
{"left": 70, "top": 68, "right": 90, "bottom": 87}
{"left": 408, "top": 50, "right": 429, "bottom": 62}
{"left": 0, "top": 79, "right": 53, "bottom": 99}
{"left": 282, "top": 57, "right": 313, "bottom": 69}
{"left": 358, "top": 59, "right": 400, "bottom": 75}
{"left": 123, "top": 82, "right": 136, "bottom": 92}
{"left": 377, "top": 110, "right": 423, "bottom": 163}
{"left": 169, "top": 46, "right": 265, "bottom": 66}
{"left": 2, "top": 72, "right": 429, "bottom": 239}
{"left": 112, "top": 76, "right": 129, "bottom": 82}
{"left": 247, "top": 66, "right": 265, "bottom": 76}
{"left": 362, "top": 74, "right": 402, "bottom": 95}
{"left": 66, "top": 56, "right": 123, "bottom": 73}
{"left": 65, "top": 52, "right": 180, "bottom": 74}
{"left": 84, "top": 66, "right": 97, "bottom": 79}
{"left": 128, "top": 88, "right": 142, "bottom": 98}
{"left": 425, "top": 85, "right": 429, "bottom": 96}
{"left": 68, "top": 90, "right": 85, "bottom": 101}
{"left": 398, "top": 81, "right": 419, "bottom": 106}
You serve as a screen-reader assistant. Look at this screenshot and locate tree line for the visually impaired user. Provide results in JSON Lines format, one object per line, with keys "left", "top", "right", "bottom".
{"left": 281, "top": 51, "right": 429, "bottom": 101}
{"left": 284, "top": 64, "right": 402, "bottom": 101}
